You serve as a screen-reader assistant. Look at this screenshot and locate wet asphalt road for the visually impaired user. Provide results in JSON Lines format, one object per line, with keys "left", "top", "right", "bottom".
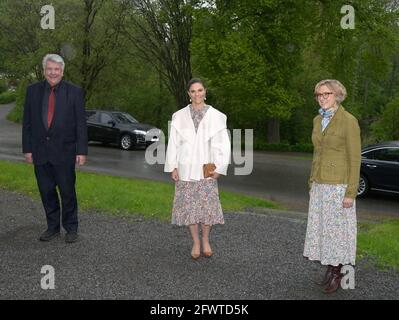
{"left": 0, "top": 102, "right": 398, "bottom": 217}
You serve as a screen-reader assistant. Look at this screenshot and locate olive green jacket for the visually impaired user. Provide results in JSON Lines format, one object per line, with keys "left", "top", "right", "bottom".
{"left": 308, "top": 105, "right": 361, "bottom": 199}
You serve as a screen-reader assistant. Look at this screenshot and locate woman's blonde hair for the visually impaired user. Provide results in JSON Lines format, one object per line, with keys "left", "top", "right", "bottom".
{"left": 314, "top": 79, "right": 347, "bottom": 104}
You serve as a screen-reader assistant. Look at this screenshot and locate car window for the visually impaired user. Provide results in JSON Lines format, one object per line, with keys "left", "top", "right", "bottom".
{"left": 86, "top": 111, "right": 97, "bottom": 122}
{"left": 112, "top": 112, "right": 138, "bottom": 124}
{"left": 379, "top": 148, "right": 399, "bottom": 162}
{"left": 123, "top": 113, "right": 138, "bottom": 123}
{"left": 112, "top": 113, "right": 131, "bottom": 124}
{"left": 364, "top": 148, "right": 399, "bottom": 162}
{"left": 362, "top": 150, "right": 378, "bottom": 159}
{"left": 100, "top": 113, "right": 113, "bottom": 125}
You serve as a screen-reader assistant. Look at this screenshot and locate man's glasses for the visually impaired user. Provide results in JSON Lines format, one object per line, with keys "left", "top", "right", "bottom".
{"left": 314, "top": 92, "right": 334, "bottom": 100}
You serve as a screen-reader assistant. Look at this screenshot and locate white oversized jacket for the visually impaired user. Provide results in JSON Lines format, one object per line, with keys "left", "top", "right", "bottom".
{"left": 164, "top": 105, "right": 231, "bottom": 181}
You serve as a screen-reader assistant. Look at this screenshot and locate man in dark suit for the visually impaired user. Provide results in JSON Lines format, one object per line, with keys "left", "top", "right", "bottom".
{"left": 22, "top": 54, "right": 88, "bottom": 243}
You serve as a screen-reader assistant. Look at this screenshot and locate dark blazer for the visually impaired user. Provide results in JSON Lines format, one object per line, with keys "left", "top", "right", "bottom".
{"left": 22, "top": 80, "right": 88, "bottom": 165}
{"left": 308, "top": 105, "right": 361, "bottom": 198}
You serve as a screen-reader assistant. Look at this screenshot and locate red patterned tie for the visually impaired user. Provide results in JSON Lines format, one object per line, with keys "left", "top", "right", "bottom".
{"left": 47, "top": 87, "right": 55, "bottom": 128}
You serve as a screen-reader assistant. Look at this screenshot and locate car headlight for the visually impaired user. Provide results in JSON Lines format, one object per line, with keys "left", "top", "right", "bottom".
{"left": 133, "top": 130, "right": 147, "bottom": 135}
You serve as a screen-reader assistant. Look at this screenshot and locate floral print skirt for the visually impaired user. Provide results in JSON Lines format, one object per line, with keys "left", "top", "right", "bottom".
{"left": 303, "top": 182, "right": 357, "bottom": 266}
{"left": 172, "top": 178, "right": 224, "bottom": 226}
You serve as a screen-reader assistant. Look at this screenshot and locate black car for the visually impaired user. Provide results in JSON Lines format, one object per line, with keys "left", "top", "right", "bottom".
{"left": 86, "top": 110, "right": 160, "bottom": 150}
{"left": 358, "top": 141, "right": 399, "bottom": 197}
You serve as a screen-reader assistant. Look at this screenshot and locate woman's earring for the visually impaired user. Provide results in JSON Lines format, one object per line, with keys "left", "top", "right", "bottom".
{"left": 189, "top": 98, "right": 192, "bottom": 102}
{"left": 204, "top": 97, "right": 207, "bottom": 101}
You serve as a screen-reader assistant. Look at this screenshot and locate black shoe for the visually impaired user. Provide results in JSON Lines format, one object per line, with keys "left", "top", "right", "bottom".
{"left": 65, "top": 232, "right": 78, "bottom": 243}
{"left": 39, "top": 229, "right": 60, "bottom": 241}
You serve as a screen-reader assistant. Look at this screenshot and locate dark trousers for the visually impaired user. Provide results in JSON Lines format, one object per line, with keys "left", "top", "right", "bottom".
{"left": 34, "top": 162, "right": 78, "bottom": 233}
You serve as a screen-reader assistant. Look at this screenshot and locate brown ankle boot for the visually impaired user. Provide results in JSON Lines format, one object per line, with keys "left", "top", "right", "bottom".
{"left": 323, "top": 264, "right": 343, "bottom": 294}
{"left": 317, "top": 265, "right": 333, "bottom": 286}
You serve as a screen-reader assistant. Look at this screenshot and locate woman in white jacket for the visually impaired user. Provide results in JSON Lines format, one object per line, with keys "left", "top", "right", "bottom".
{"left": 164, "top": 78, "right": 231, "bottom": 260}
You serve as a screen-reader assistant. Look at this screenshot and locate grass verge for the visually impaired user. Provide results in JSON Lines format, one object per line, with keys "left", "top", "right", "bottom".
{"left": 358, "top": 220, "right": 399, "bottom": 271}
{"left": 0, "top": 160, "right": 279, "bottom": 221}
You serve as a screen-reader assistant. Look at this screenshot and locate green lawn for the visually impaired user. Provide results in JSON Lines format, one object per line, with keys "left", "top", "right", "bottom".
{"left": 358, "top": 220, "right": 399, "bottom": 271}
{"left": 0, "top": 160, "right": 279, "bottom": 221}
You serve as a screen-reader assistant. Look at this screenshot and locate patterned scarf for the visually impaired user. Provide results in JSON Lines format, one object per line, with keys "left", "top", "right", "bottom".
{"left": 319, "top": 107, "right": 336, "bottom": 131}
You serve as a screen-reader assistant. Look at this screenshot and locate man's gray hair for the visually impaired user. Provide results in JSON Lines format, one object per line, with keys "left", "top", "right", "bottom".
{"left": 42, "top": 54, "right": 65, "bottom": 71}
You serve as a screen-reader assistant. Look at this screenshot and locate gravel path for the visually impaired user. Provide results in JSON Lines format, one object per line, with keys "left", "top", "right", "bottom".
{"left": 0, "top": 188, "right": 398, "bottom": 300}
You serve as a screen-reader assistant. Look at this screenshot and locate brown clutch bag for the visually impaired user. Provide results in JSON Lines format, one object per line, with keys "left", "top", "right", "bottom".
{"left": 203, "top": 163, "right": 216, "bottom": 178}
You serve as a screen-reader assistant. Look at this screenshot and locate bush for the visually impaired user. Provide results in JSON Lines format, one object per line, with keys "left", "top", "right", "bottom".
{"left": 250, "top": 140, "right": 313, "bottom": 153}
{"left": 0, "top": 91, "right": 17, "bottom": 104}
{"left": 290, "top": 143, "right": 314, "bottom": 153}
{"left": 6, "top": 79, "right": 28, "bottom": 123}
{"left": 0, "top": 78, "right": 7, "bottom": 94}
{"left": 371, "top": 95, "right": 399, "bottom": 141}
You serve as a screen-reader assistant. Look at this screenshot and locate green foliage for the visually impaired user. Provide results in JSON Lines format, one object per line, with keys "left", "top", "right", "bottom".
{"left": 0, "top": 0, "right": 176, "bottom": 130}
{"left": 0, "top": 91, "right": 16, "bottom": 104}
{"left": 299, "top": 0, "right": 399, "bottom": 142}
{"left": 371, "top": 94, "right": 399, "bottom": 141}
{"left": 87, "top": 55, "right": 176, "bottom": 133}
{"left": 0, "top": 0, "right": 55, "bottom": 80}
{"left": 253, "top": 140, "right": 313, "bottom": 153}
{"left": 1, "top": 0, "right": 399, "bottom": 145}
{"left": 192, "top": 0, "right": 307, "bottom": 141}
{"left": 0, "top": 78, "right": 8, "bottom": 94}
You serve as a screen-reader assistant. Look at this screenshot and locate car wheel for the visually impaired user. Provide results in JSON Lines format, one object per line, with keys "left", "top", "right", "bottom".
{"left": 357, "top": 174, "right": 369, "bottom": 198}
{"left": 120, "top": 134, "right": 133, "bottom": 150}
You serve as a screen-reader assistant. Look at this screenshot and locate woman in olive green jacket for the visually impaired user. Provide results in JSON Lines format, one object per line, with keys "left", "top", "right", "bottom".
{"left": 303, "top": 79, "right": 361, "bottom": 294}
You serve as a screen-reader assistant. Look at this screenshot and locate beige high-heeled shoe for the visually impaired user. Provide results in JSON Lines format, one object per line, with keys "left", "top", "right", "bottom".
{"left": 191, "top": 252, "right": 200, "bottom": 260}
{"left": 191, "top": 245, "right": 201, "bottom": 260}
{"left": 202, "top": 242, "right": 213, "bottom": 258}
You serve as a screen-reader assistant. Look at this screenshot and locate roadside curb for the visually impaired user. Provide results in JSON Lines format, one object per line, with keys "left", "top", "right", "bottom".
{"left": 237, "top": 207, "right": 308, "bottom": 222}
{"left": 233, "top": 206, "right": 396, "bottom": 224}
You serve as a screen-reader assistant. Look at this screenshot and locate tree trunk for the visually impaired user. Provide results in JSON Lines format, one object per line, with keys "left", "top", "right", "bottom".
{"left": 363, "top": 79, "right": 369, "bottom": 110}
{"left": 267, "top": 117, "right": 280, "bottom": 143}
{"left": 173, "top": 70, "right": 191, "bottom": 108}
